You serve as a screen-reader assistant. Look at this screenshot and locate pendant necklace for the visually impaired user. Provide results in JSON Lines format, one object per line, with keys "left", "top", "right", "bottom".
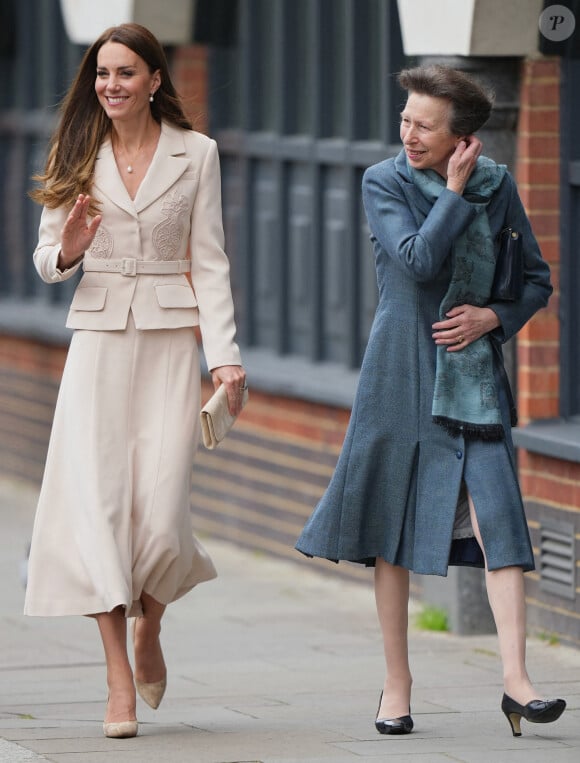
{"left": 125, "top": 148, "right": 142, "bottom": 173}
{"left": 116, "top": 141, "right": 145, "bottom": 174}
{"left": 114, "top": 125, "right": 159, "bottom": 175}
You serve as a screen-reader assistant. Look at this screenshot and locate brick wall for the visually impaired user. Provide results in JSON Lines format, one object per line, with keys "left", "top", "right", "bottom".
{"left": 0, "top": 334, "right": 68, "bottom": 483}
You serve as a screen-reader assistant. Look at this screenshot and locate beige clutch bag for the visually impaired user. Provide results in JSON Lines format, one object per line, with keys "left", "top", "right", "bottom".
{"left": 200, "top": 384, "right": 249, "bottom": 449}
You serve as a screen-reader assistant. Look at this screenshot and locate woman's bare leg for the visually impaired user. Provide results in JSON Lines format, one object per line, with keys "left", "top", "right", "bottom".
{"left": 133, "top": 592, "right": 166, "bottom": 684}
{"left": 468, "top": 494, "right": 537, "bottom": 705}
{"left": 95, "top": 607, "right": 136, "bottom": 723}
{"left": 374, "top": 558, "right": 413, "bottom": 718}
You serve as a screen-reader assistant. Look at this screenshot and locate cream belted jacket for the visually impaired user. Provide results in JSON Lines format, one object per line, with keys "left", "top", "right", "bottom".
{"left": 33, "top": 121, "right": 241, "bottom": 372}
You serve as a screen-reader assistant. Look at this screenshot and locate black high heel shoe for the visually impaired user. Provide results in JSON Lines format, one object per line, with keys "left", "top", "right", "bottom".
{"left": 501, "top": 693, "right": 566, "bottom": 737}
{"left": 375, "top": 691, "right": 414, "bottom": 735}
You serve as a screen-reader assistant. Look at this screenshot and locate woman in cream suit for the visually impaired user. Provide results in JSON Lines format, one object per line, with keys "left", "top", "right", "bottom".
{"left": 24, "top": 23, "right": 246, "bottom": 738}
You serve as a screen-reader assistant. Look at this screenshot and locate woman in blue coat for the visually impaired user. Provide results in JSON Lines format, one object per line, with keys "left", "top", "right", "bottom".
{"left": 296, "top": 65, "right": 565, "bottom": 737}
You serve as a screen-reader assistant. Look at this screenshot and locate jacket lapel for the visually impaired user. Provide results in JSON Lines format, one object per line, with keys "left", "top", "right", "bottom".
{"left": 133, "top": 122, "right": 191, "bottom": 214}
{"left": 93, "top": 122, "right": 191, "bottom": 218}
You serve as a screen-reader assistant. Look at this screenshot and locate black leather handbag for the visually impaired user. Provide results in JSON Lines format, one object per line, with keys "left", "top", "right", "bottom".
{"left": 491, "top": 227, "right": 524, "bottom": 301}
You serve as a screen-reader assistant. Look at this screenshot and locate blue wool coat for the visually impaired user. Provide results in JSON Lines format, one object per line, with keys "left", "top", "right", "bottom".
{"left": 296, "top": 151, "right": 552, "bottom": 576}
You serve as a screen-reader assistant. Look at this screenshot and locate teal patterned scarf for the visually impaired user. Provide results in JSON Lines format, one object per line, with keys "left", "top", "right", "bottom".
{"left": 408, "top": 157, "right": 507, "bottom": 441}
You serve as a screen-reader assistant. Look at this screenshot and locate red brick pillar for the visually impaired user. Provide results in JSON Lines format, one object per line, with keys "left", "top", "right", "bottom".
{"left": 171, "top": 46, "right": 210, "bottom": 135}
{"left": 515, "top": 58, "right": 561, "bottom": 425}
{"left": 515, "top": 58, "right": 563, "bottom": 502}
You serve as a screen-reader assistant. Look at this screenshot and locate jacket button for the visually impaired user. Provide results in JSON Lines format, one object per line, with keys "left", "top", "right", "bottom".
{"left": 456, "top": 450, "right": 463, "bottom": 459}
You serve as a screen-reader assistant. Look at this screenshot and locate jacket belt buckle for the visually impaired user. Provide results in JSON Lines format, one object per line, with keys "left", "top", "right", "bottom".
{"left": 121, "top": 258, "right": 137, "bottom": 276}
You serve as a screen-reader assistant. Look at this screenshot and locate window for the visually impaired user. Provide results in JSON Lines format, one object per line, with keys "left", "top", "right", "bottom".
{"left": 210, "top": 0, "right": 405, "bottom": 386}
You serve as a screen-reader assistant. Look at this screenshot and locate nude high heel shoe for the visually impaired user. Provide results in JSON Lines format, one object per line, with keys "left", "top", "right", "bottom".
{"left": 135, "top": 676, "right": 167, "bottom": 710}
{"left": 132, "top": 617, "right": 167, "bottom": 709}
{"left": 103, "top": 719, "right": 139, "bottom": 738}
{"left": 103, "top": 695, "right": 138, "bottom": 738}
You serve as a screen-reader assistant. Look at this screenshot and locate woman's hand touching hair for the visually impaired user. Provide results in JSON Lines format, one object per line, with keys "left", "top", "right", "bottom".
{"left": 446, "top": 136, "right": 483, "bottom": 196}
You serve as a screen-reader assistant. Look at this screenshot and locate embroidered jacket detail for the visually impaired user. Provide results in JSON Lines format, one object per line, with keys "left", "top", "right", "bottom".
{"left": 87, "top": 223, "right": 114, "bottom": 259}
{"left": 152, "top": 192, "right": 189, "bottom": 260}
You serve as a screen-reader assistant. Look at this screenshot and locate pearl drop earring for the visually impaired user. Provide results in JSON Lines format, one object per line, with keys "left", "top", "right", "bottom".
{"left": 149, "top": 93, "right": 154, "bottom": 102}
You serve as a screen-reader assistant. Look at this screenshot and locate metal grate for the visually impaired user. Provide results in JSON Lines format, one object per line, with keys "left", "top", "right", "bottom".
{"left": 539, "top": 520, "right": 576, "bottom": 600}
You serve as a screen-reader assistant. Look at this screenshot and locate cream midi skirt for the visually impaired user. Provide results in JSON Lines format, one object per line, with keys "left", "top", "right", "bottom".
{"left": 24, "top": 315, "right": 216, "bottom": 617}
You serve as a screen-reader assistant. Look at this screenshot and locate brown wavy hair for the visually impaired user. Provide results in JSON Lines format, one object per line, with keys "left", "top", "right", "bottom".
{"left": 398, "top": 65, "right": 494, "bottom": 136}
{"left": 30, "top": 23, "right": 193, "bottom": 212}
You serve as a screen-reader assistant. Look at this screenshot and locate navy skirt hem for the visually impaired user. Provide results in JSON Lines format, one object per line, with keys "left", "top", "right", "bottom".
{"left": 296, "top": 537, "right": 533, "bottom": 574}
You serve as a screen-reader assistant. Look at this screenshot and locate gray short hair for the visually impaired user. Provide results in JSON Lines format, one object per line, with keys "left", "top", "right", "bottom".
{"left": 398, "top": 65, "right": 494, "bottom": 136}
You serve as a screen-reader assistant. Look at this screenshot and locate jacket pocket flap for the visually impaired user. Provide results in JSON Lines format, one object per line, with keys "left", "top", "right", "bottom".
{"left": 70, "top": 286, "right": 107, "bottom": 311}
{"left": 155, "top": 284, "right": 198, "bottom": 308}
